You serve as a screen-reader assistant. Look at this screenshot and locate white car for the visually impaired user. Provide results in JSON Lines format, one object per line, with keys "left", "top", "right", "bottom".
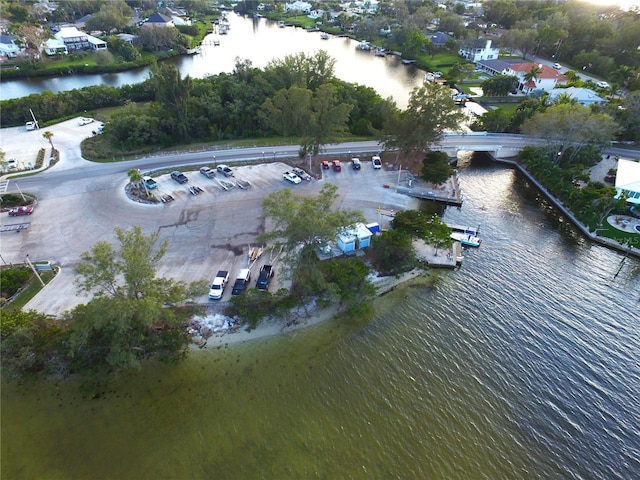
{"left": 596, "top": 81, "right": 610, "bottom": 89}
{"left": 553, "top": 63, "right": 562, "bottom": 69}
{"left": 217, "top": 165, "right": 233, "bottom": 177}
{"left": 372, "top": 155, "right": 382, "bottom": 169}
{"left": 283, "top": 171, "right": 302, "bottom": 184}
{"left": 78, "top": 117, "right": 94, "bottom": 126}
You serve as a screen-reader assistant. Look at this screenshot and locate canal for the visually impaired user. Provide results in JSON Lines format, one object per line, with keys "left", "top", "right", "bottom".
{"left": 1, "top": 13, "right": 425, "bottom": 108}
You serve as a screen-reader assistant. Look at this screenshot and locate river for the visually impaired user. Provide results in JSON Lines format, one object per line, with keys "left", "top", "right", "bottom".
{"left": 0, "top": 13, "right": 425, "bottom": 108}
{"left": 2, "top": 153, "right": 639, "bottom": 479}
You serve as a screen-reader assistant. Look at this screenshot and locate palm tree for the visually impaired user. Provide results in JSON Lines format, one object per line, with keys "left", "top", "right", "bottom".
{"left": 554, "top": 92, "right": 578, "bottom": 105}
{"left": 42, "top": 131, "right": 54, "bottom": 151}
{"left": 127, "top": 168, "right": 148, "bottom": 197}
{"left": 523, "top": 65, "right": 542, "bottom": 84}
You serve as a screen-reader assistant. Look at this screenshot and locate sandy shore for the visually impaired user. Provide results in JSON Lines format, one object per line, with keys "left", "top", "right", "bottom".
{"left": 194, "top": 268, "right": 427, "bottom": 349}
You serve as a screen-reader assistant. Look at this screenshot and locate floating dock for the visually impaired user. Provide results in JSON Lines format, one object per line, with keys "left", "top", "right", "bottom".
{"left": 445, "top": 223, "right": 479, "bottom": 236}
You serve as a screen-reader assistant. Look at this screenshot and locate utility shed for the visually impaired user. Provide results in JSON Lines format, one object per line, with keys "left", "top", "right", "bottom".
{"left": 337, "top": 223, "right": 372, "bottom": 253}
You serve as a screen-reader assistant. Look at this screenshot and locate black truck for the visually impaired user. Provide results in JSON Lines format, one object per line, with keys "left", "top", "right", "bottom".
{"left": 256, "top": 265, "right": 274, "bottom": 291}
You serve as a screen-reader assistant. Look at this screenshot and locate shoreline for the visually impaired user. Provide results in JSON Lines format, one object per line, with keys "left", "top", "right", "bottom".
{"left": 194, "top": 268, "right": 427, "bottom": 350}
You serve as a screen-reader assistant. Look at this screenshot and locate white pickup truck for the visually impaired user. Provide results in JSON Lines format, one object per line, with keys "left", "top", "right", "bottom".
{"left": 208, "top": 270, "right": 229, "bottom": 299}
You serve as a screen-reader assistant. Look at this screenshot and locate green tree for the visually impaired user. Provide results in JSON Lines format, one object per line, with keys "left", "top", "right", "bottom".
{"left": 501, "top": 27, "right": 538, "bottom": 59}
{"left": 383, "top": 83, "right": 465, "bottom": 157}
{"left": 305, "top": 83, "right": 353, "bottom": 156}
{"left": 521, "top": 103, "right": 619, "bottom": 163}
{"left": 481, "top": 75, "right": 518, "bottom": 96}
{"left": 421, "top": 150, "right": 456, "bottom": 185}
{"left": 150, "top": 63, "right": 192, "bottom": 140}
{"left": 523, "top": 64, "right": 542, "bottom": 84}
{"left": 85, "top": 0, "right": 131, "bottom": 33}
{"left": 319, "top": 257, "right": 374, "bottom": 313}
{"left": 128, "top": 168, "right": 148, "bottom": 197}
{"left": 368, "top": 229, "right": 416, "bottom": 275}
{"left": 264, "top": 51, "right": 336, "bottom": 91}
{"left": 94, "top": 50, "right": 114, "bottom": 66}
{"left": 70, "top": 227, "right": 204, "bottom": 378}
{"left": 260, "top": 86, "right": 312, "bottom": 137}
{"left": 261, "top": 183, "right": 365, "bottom": 265}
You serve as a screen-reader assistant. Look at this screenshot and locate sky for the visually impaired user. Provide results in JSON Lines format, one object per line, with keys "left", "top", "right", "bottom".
{"left": 584, "top": 0, "right": 639, "bottom": 9}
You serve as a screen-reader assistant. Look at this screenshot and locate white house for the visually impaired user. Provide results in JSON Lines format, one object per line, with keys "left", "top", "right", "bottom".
{"left": 505, "top": 62, "right": 568, "bottom": 94}
{"left": 458, "top": 38, "right": 499, "bottom": 62}
{"left": 0, "top": 34, "right": 21, "bottom": 58}
{"left": 547, "top": 87, "right": 605, "bottom": 106}
{"left": 336, "top": 223, "right": 372, "bottom": 254}
{"left": 284, "top": 1, "right": 312, "bottom": 14}
{"left": 615, "top": 159, "right": 640, "bottom": 207}
{"left": 43, "top": 38, "right": 68, "bottom": 55}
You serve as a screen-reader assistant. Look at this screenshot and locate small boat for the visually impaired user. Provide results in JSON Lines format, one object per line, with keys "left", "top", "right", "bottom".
{"left": 357, "top": 41, "right": 371, "bottom": 51}
{"left": 375, "top": 47, "right": 386, "bottom": 56}
{"left": 401, "top": 58, "right": 417, "bottom": 65}
{"left": 320, "top": 32, "right": 329, "bottom": 40}
{"left": 213, "top": 39, "right": 220, "bottom": 46}
{"left": 450, "top": 232, "right": 481, "bottom": 247}
{"left": 278, "top": 20, "right": 285, "bottom": 28}
{"left": 424, "top": 73, "right": 435, "bottom": 82}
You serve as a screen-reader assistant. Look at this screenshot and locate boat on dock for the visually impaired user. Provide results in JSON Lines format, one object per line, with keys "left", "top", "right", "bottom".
{"left": 320, "top": 32, "right": 329, "bottom": 40}
{"left": 356, "top": 41, "right": 371, "bottom": 51}
{"left": 446, "top": 223, "right": 479, "bottom": 236}
{"left": 450, "top": 232, "right": 481, "bottom": 247}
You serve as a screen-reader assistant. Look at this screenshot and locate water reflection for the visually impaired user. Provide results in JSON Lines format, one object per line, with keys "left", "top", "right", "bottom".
{"left": 1, "top": 12, "right": 424, "bottom": 107}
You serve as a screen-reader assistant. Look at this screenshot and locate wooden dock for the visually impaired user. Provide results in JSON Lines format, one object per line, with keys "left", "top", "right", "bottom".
{"left": 445, "top": 223, "right": 479, "bottom": 236}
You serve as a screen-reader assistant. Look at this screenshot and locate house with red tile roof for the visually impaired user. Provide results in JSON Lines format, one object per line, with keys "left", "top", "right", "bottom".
{"left": 504, "top": 62, "right": 568, "bottom": 94}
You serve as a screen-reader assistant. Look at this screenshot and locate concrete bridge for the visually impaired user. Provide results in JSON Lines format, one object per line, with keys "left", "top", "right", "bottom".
{"left": 435, "top": 132, "right": 543, "bottom": 159}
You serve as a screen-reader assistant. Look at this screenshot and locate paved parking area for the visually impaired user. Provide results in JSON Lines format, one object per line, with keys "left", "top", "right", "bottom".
{"left": 1, "top": 131, "right": 418, "bottom": 316}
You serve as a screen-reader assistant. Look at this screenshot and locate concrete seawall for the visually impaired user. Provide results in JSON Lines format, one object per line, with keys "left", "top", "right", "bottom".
{"left": 492, "top": 157, "right": 640, "bottom": 260}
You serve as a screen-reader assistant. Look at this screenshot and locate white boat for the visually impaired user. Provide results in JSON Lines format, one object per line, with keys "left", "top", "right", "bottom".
{"left": 320, "top": 32, "right": 329, "bottom": 40}
{"left": 357, "top": 41, "right": 371, "bottom": 51}
{"left": 424, "top": 73, "right": 435, "bottom": 82}
{"left": 450, "top": 232, "right": 481, "bottom": 247}
{"left": 278, "top": 21, "right": 285, "bottom": 28}
{"left": 375, "top": 47, "right": 386, "bottom": 56}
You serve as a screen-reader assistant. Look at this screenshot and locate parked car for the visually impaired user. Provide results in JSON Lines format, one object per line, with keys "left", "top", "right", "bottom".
{"left": 217, "top": 165, "right": 234, "bottom": 177}
{"left": 256, "top": 265, "right": 274, "bottom": 291}
{"left": 142, "top": 176, "right": 157, "bottom": 189}
{"left": 332, "top": 160, "right": 342, "bottom": 172}
{"left": 231, "top": 268, "right": 251, "bottom": 295}
{"left": 283, "top": 171, "right": 302, "bottom": 184}
{"left": 292, "top": 167, "right": 311, "bottom": 181}
{"left": 553, "top": 63, "right": 562, "bottom": 69}
{"left": 352, "top": 158, "right": 361, "bottom": 170}
{"left": 322, "top": 160, "right": 330, "bottom": 169}
{"left": 372, "top": 156, "right": 382, "bottom": 169}
{"left": 170, "top": 171, "right": 188, "bottom": 184}
{"left": 78, "top": 117, "right": 94, "bottom": 126}
{"left": 200, "top": 167, "right": 215, "bottom": 178}
{"left": 596, "top": 81, "right": 610, "bottom": 89}
{"left": 8, "top": 206, "right": 34, "bottom": 216}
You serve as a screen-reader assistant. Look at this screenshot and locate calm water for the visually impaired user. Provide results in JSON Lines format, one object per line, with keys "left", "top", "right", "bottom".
{"left": 1, "top": 13, "right": 425, "bottom": 107}
{"left": 3, "top": 154, "right": 639, "bottom": 479}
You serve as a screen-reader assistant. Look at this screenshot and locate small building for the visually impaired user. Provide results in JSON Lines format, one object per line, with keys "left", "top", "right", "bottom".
{"left": 142, "top": 12, "right": 174, "bottom": 28}
{"left": 87, "top": 36, "right": 107, "bottom": 51}
{"left": 284, "top": 1, "right": 312, "bottom": 14}
{"left": 614, "top": 159, "right": 640, "bottom": 207}
{"left": 336, "top": 223, "right": 372, "bottom": 254}
{"left": 458, "top": 38, "right": 499, "bottom": 62}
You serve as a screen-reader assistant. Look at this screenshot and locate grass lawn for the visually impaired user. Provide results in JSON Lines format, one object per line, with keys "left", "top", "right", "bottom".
{"left": 2, "top": 269, "right": 58, "bottom": 313}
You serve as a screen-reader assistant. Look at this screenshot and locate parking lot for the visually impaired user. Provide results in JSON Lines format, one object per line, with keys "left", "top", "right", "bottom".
{"left": 1, "top": 124, "right": 418, "bottom": 316}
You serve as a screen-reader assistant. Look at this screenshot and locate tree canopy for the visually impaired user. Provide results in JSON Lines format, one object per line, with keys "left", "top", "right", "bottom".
{"left": 383, "top": 83, "right": 465, "bottom": 156}
{"left": 521, "top": 103, "right": 619, "bottom": 163}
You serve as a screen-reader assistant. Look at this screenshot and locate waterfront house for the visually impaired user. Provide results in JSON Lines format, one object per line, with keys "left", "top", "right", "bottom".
{"left": 43, "top": 38, "right": 68, "bottom": 55}
{"left": 458, "top": 38, "right": 499, "bottom": 62}
{"left": 142, "top": 13, "right": 174, "bottom": 28}
{"left": 614, "top": 159, "right": 640, "bottom": 207}
{"left": 284, "top": 1, "right": 312, "bottom": 14}
{"left": 0, "top": 34, "right": 21, "bottom": 58}
{"left": 505, "top": 62, "right": 568, "bottom": 94}
{"left": 336, "top": 223, "right": 372, "bottom": 254}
